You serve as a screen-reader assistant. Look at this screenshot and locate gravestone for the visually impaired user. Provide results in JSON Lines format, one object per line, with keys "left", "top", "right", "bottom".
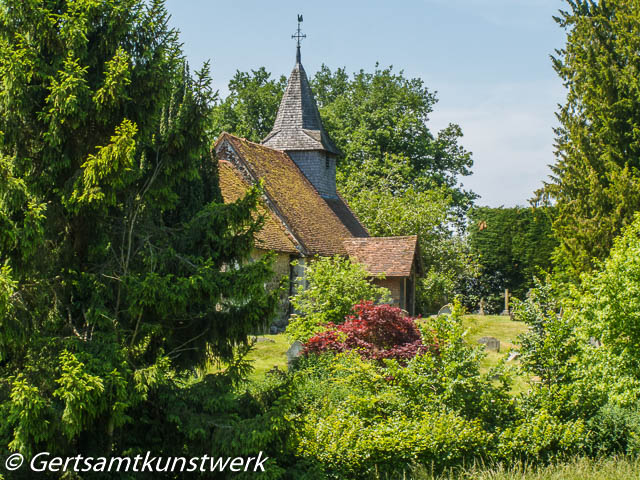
{"left": 438, "top": 304, "right": 452, "bottom": 316}
{"left": 255, "top": 336, "right": 275, "bottom": 343}
{"left": 473, "top": 299, "right": 487, "bottom": 315}
{"left": 286, "top": 340, "right": 304, "bottom": 367}
{"left": 477, "top": 336, "right": 500, "bottom": 352}
{"left": 506, "top": 351, "right": 520, "bottom": 362}
{"left": 589, "top": 337, "right": 602, "bottom": 348}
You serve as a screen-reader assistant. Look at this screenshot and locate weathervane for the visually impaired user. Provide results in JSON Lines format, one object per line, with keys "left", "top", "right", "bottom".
{"left": 292, "top": 14, "right": 306, "bottom": 63}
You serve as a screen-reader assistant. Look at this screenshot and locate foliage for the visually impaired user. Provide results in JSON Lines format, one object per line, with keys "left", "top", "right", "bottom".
{"left": 303, "top": 301, "right": 433, "bottom": 363}
{"left": 120, "top": 347, "right": 310, "bottom": 480}
{"left": 512, "top": 279, "right": 578, "bottom": 388}
{"left": 507, "top": 216, "right": 640, "bottom": 458}
{"left": 285, "top": 256, "right": 390, "bottom": 343}
{"left": 209, "top": 67, "right": 286, "bottom": 143}
{"left": 339, "top": 154, "right": 479, "bottom": 313}
{"left": 545, "top": 0, "right": 640, "bottom": 280}
{"left": 496, "top": 410, "right": 585, "bottom": 463}
{"left": 0, "top": 0, "right": 276, "bottom": 459}
{"left": 316, "top": 65, "right": 478, "bottom": 312}
{"left": 466, "top": 206, "right": 556, "bottom": 309}
{"left": 572, "top": 214, "right": 640, "bottom": 373}
{"left": 586, "top": 404, "right": 640, "bottom": 457}
{"left": 312, "top": 64, "right": 475, "bottom": 215}
{"left": 279, "top": 309, "right": 529, "bottom": 478}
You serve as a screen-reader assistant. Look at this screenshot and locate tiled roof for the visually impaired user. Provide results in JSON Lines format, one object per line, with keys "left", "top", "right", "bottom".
{"left": 216, "top": 133, "right": 363, "bottom": 256}
{"left": 343, "top": 236, "right": 419, "bottom": 277}
{"left": 218, "top": 160, "right": 299, "bottom": 254}
{"left": 324, "top": 196, "right": 369, "bottom": 237}
{"left": 262, "top": 61, "right": 340, "bottom": 155}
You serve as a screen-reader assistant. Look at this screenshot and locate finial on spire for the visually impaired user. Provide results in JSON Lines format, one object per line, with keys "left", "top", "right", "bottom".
{"left": 292, "top": 14, "right": 306, "bottom": 63}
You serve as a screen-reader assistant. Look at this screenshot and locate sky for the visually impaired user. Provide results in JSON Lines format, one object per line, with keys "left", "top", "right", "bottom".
{"left": 164, "top": 0, "right": 567, "bottom": 207}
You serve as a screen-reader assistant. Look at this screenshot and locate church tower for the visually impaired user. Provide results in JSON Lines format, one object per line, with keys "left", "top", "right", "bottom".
{"left": 262, "top": 17, "right": 341, "bottom": 199}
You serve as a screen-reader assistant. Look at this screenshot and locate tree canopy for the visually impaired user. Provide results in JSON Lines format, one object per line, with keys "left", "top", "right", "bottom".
{"left": 546, "top": 0, "right": 640, "bottom": 280}
{"left": 465, "top": 206, "right": 557, "bottom": 309}
{"left": 0, "top": 0, "right": 276, "bottom": 457}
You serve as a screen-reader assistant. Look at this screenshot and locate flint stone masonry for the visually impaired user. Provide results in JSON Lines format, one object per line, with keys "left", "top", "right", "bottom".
{"left": 287, "top": 150, "right": 337, "bottom": 198}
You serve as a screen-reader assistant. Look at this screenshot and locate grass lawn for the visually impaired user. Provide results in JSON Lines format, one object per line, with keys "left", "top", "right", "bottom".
{"left": 242, "top": 315, "right": 531, "bottom": 389}
{"left": 245, "top": 334, "right": 290, "bottom": 381}
{"left": 461, "top": 314, "right": 530, "bottom": 393}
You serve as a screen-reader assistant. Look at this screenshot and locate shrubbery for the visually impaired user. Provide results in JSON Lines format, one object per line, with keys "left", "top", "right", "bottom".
{"left": 303, "top": 301, "right": 434, "bottom": 362}
{"left": 271, "top": 307, "right": 586, "bottom": 478}
{"left": 285, "top": 256, "right": 390, "bottom": 342}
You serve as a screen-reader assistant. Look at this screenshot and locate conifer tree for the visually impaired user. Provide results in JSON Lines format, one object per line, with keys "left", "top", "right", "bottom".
{"left": 0, "top": 0, "right": 276, "bottom": 456}
{"left": 547, "top": 0, "right": 640, "bottom": 279}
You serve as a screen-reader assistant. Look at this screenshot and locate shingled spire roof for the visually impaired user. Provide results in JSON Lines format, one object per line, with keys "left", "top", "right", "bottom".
{"left": 262, "top": 55, "right": 341, "bottom": 155}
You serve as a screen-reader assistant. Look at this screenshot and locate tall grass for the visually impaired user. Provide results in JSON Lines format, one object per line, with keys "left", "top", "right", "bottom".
{"left": 410, "top": 456, "right": 640, "bottom": 480}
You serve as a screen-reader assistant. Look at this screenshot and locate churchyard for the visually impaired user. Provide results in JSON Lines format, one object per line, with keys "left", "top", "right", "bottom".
{"left": 244, "top": 314, "right": 530, "bottom": 387}
{"left": 4, "top": 1, "right": 640, "bottom": 479}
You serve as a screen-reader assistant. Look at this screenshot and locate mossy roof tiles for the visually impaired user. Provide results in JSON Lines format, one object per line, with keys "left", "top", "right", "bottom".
{"left": 218, "top": 160, "right": 299, "bottom": 254}
{"left": 216, "top": 133, "right": 360, "bottom": 256}
{"left": 324, "top": 196, "right": 369, "bottom": 237}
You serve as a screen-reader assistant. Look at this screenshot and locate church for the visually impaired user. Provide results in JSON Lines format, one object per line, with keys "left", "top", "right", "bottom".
{"left": 215, "top": 37, "right": 422, "bottom": 331}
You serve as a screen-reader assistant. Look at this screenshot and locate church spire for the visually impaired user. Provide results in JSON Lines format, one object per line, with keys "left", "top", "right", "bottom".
{"left": 262, "top": 15, "right": 340, "bottom": 198}
{"left": 262, "top": 14, "right": 340, "bottom": 156}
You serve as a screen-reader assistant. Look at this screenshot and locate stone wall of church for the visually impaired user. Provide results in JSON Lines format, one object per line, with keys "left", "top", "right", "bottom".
{"left": 287, "top": 150, "right": 337, "bottom": 198}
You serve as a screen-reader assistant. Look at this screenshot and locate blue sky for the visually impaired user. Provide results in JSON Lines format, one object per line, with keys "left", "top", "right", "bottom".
{"left": 164, "top": 0, "right": 567, "bottom": 207}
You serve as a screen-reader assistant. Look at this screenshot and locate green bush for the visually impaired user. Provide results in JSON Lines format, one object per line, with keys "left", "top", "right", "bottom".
{"left": 285, "top": 256, "right": 390, "bottom": 342}
{"left": 282, "top": 310, "right": 519, "bottom": 478}
{"left": 512, "top": 279, "right": 578, "bottom": 388}
{"left": 572, "top": 214, "right": 640, "bottom": 375}
{"left": 496, "top": 410, "right": 586, "bottom": 463}
{"left": 298, "top": 406, "right": 489, "bottom": 478}
{"left": 587, "top": 404, "right": 640, "bottom": 456}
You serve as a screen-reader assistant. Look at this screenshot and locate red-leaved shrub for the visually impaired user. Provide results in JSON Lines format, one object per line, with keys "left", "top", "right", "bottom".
{"left": 303, "top": 301, "right": 438, "bottom": 362}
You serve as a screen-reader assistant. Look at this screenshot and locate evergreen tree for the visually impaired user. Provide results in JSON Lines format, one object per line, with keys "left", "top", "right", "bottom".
{"left": 547, "top": 0, "right": 640, "bottom": 280}
{"left": 465, "top": 206, "right": 557, "bottom": 311}
{"left": 0, "top": 0, "right": 276, "bottom": 457}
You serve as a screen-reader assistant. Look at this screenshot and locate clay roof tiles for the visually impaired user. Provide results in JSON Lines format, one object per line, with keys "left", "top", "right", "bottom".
{"left": 342, "top": 236, "right": 420, "bottom": 277}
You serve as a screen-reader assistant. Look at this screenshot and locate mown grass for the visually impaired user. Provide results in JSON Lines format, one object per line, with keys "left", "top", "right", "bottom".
{"left": 244, "top": 334, "right": 290, "bottom": 380}
{"left": 461, "top": 314, "right": 530, "bottom": 393}
{"left": 410, "top": 456, "right": 640, "bottom": 480}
